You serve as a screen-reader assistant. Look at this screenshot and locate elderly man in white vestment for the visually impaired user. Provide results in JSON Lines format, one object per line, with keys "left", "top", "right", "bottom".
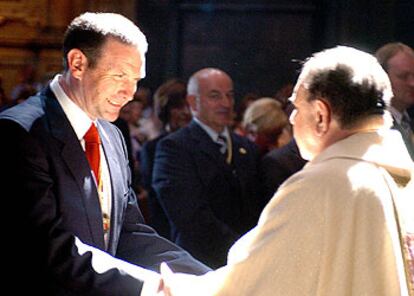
{"left": 143, "top": 46, "right": 414, "bottom": 296}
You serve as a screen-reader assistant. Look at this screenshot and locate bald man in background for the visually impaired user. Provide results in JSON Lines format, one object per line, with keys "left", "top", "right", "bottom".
{"left": 153, "top": 68, "right": 262, "bottom": 268}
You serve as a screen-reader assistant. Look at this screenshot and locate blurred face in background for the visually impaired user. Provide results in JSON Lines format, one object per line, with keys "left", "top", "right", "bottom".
{"left": 120, "top": 100, "right": 144, "bottom": 125}
{"left": 169, "top": 102, "right": 191, "bottom": 132}
{"left": 189, "top": 70, "right": 234, "bottom": 133}
{"left": 242, "top": 97, "right": 292, "bottom": 155}
{"left": 387, "top": 50, "right": 414, "bottom": 111}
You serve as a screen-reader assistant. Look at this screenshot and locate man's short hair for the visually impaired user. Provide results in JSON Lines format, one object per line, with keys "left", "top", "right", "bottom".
{"left": 298, "top": 46, "right": 393, "bottom": 128}
{"left": 375, "top": 42, "right": 414, "bottom": 72}
{"left": 62, "top": 12, "right": 148, "bottom": 76}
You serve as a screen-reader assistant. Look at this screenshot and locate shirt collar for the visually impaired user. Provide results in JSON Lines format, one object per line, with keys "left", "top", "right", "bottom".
{"left": 388, "top": 105, "right": 411, "bottom": 125}
{"left": 193, "top": 117, "right": 230, "bottom": 142}
{"left": 50, "top": 74, "right": 94, "bottom": 140}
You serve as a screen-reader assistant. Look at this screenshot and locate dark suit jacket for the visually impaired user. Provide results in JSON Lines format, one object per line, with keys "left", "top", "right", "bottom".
{"left": 260, "top": 138, "right": 307, "bottom": 203}
{"left": 139, "top": 132, "right": 171, "bottom": 239}
{"left": 0, "top": 86, "right": 210, "bottom": 295}
{"left": 391, "top": 115, "right": 414, "bottom": 160}
{"left": 152, "top": 120, "right": 262, "bottom": 268}
{"left": 407, "top": 105, "right": 414, "bottom": 121}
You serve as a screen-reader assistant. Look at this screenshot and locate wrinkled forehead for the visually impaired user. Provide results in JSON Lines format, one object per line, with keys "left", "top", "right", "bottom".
{"left": 199, "top": 72, "right": 233, "bottom": 92}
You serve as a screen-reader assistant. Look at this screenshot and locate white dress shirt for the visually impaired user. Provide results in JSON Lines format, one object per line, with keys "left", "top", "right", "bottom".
{"left": 193, "top": 117, "right": 230, "bottom": 150}
{"left": 50, "top": 74, "right": 112, "bottom": 247}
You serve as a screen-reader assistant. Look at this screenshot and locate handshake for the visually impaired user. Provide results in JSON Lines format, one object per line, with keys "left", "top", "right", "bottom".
{"left": 142, "top": 263, "right": 204, "bottom": 296}
{"left": 142, "top": 263, "right": 174, "bottom": 296}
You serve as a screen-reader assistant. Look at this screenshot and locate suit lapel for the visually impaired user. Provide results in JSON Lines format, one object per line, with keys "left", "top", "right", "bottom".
{"left": 189, "top": 121, "right": 225, "bottom": 164}
{"left": 44, "top": 88, "right": 105, "bottom": 248}
{"left": 97, "top": 121, "right": 124, "bottom": 254}
{"left": 189, "top": 122, "right": 239, "bottom": 186}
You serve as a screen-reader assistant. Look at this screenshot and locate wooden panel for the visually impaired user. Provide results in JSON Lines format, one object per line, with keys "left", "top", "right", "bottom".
{"left": 0, "top": 0, "right": 73, "bottom": 98}
{"left": 0, "top": 0, "right": 49, "bottom": 46}
{"left": 0, "top": 0, "right": 139, "bottom": 101}
{"left": 0, "top": 47, "right": 38, "bottom": 97}
{"left": 0, "top": 47, "right": 61, "bottom": 100}
{"left": 38, "top": 49, "right": 63, "bottom": 83}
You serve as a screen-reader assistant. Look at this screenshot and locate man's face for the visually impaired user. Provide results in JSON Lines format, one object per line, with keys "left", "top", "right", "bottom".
{"left": 289, "top": 84, "right": 320, "bottom": 160}
{"left": 387, "top": 50, "right": 414, "bottom": 111}
{"left": 80, "top": 38, "right": 143, "bottom": 122}
{"left": 191, "top": 72, "right": 234, "bottom": 133}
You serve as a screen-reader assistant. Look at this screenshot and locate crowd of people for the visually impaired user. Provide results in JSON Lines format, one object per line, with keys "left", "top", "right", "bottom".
{"left": 0, "top": 11, "right": 413, "bottom": 296}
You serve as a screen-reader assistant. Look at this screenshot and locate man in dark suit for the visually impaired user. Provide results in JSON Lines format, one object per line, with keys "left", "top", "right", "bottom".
{"left": 260, "top": 138, "right": 307, "bottom": 202}
{"left": 152, "top": 68, "right": 262, "bottom": 268}
{"left": 0, "top": 12, "right": 209, "bottom": 295}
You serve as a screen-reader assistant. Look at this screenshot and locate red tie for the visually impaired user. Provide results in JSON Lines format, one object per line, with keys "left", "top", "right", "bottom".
{"left": 84, "top": 123, "right": 101, "bottom": 183}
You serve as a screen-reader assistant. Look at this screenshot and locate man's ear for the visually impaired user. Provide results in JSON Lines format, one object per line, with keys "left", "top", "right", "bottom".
{"left": 186, "top": 94, "right": 197, "bottom": 113}
{"left": 313, "top": 98, "right": 331, "bottom": 136}
{"left": 66, "top": 49, "right": 87, "bottom": 80}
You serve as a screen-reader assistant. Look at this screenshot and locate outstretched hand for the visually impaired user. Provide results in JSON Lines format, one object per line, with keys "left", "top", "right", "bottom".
{"left": 158, "top": 262, "right": 174, "bottom": 296}
{"left": 141, "top": 262, "right": 174, "bottom": 296}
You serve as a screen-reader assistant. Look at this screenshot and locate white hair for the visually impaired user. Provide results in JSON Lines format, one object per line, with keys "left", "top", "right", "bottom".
{"left": 72, "top": 12, "right": 148, "bottom": 77}
{"left": 297, "top": 46, "right": 393, "bottom": 107}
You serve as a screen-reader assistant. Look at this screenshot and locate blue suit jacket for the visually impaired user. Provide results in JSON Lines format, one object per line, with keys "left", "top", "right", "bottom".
{"left": 0, "top": 86, "right": 209, "bottom": 295}
{"left": 153, "top": 120, "right": 262, "bottom": 268}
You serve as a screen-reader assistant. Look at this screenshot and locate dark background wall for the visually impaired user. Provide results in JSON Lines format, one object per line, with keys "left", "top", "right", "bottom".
{"left": 136, "top": 0, "right": 414, "bottom": 102}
